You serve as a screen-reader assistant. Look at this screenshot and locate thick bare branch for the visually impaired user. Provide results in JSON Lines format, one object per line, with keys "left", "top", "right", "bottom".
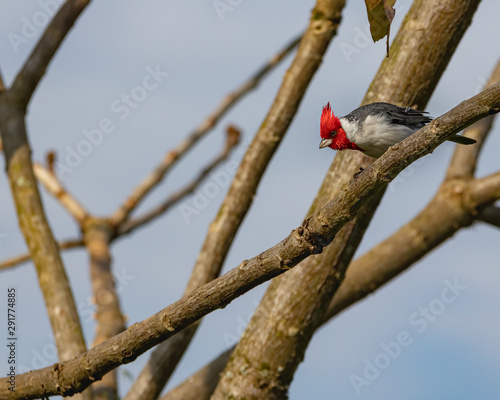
{"left": 118, "top": 126, "right": 240, "bottom": 236}
{"left": 123, "top": 4, "right": 344, "bottom": 400}
{"left": 446, "top": 58, "right": 500, "bottom": 179}
{"left": 0, "top": 70, "right": 5, "bottom": 93}
{"left": 471, "top": 171, "right": 500, "bottom": 204}
{"left": 477, "top": 205, "right": 500, "bottom": 228}
{"left": 1, "top": 81, "right": 498, "bottom": 400}
{"left": 117, "top": 129, "right": 240, "bottom": 398}
{"left": 82, "top": 218, "right": 126, "bottom": 400}
{"left": 161, "top": 349, "right": 232, "bottom": 400}
{"left": 0, "top": 4, "right": 92, "bottom": 399}
{"left": 10, "top": 0, "right": 91, "bottom": 108}
{"left": 110, "top": 34, "right": 301, "bottom": 227}
{"left": 0, "top": 87, "right": 91, "bottom": 400}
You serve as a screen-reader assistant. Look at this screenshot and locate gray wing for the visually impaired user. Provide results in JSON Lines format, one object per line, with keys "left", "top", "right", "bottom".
{"left": 345, "top": 102, "right": 433, "bottom": 129}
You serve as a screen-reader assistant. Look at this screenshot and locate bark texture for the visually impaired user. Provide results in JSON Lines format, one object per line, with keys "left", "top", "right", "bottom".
{"left": 84, "top": 218, "right": 126, "bottom": 400}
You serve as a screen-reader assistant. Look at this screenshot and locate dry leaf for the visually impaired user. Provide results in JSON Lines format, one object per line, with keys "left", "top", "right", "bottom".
{"left": 364, "top": 0, "right": 396, "bottom": 56}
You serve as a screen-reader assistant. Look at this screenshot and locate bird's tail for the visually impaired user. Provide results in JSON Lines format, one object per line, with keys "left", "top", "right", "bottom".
{"left": 447, "top": 135, "right": 477, "bottom": 145}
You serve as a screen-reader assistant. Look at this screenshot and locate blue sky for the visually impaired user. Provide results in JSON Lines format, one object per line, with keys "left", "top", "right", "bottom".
{"left": 1, "top": 1, "right": 499, "bottom": 399}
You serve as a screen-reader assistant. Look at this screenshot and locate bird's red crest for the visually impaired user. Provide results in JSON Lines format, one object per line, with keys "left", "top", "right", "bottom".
{"left": 320, "top": 102, "right": 341, "bottom": 139}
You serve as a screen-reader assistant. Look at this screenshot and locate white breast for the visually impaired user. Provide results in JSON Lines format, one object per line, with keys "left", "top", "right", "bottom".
{"left": 340, "top": 115, "right": 416, "bottom": 158}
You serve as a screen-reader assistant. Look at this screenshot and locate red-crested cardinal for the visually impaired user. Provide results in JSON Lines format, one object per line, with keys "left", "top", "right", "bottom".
{"left": 319, "top": 102, "right": 476, "bottom": 158}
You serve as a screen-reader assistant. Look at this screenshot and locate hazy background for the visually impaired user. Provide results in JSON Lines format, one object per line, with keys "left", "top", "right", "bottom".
{"left": 1, "top": 1, "right": 499, "bottom": 398}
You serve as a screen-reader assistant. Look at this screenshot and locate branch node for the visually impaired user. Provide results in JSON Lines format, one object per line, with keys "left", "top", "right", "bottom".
{"left": 278, "top": 255, "right": 293, "bottom": 270}
{"left": 161, "top": 315, "right": 176, "bottom": 332}
{"left": 238, "top": 260, "right": 249, "bottom": 271}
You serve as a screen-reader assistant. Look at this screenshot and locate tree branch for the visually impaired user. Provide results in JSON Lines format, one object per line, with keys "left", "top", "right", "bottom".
{"left": 0, "top": 238, "right": 84, "bottom": 270}
{"left": 110, "top": 34, "right": 301, "bottom": 227}
{"left": 118, "top": 126, "right": 240, "bottom": 237}
{"left": 471, "top": 171, "right": 500, "bottom": 204}
{"left": 83, "top": 218, "right": 126, "bottom": 400}
{"left": 477, "top": 205, "right": 500, "bottom": 228}
{"left": 1, "top": 4, "right": 92, "bottom": 399}
{"left": 0, "top": 129, "right": 240, "bottom": 270}
{"left": 446, "top": 58, "right": 500, "bottom": 179}
{"left": 161, "top": 349, "right": 232, "bottom": 400}
{"left": 122, "top": 4, "right": 344, "bottom": 400}
{"left": 33, "top": 162, "right": 89, "bottom": 224}
{"left": 0, "top": 69, "right": 5, "bottom": 93}
{"left": 1, "top": 81, "right": 498, "bottom": 400}
{"left": 9, "top": 0, "right": 91, "bottom": 108}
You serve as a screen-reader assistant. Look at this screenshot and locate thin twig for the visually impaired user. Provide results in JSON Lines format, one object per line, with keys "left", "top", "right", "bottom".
{"left": 110, "top": 34, "right": 302, "bottom": 227}
{"left": 0, "top": 238, "right": 84, "bottom": 270}
{"left": 118, "top": 126, "right": 240, "bottom": 236}
{"left": 33, "top": 161, "right": 89, "bottom": 224}
{"left": 0, "top": 129, "right": 240, "bottom": 269}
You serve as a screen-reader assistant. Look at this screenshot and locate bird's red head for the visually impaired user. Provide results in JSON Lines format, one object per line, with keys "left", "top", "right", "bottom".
{"left": 319, "top": 103, "right": 362, "bottom": 152}
{"left": 320, "top": 103, "right": 342, "bottom": 141}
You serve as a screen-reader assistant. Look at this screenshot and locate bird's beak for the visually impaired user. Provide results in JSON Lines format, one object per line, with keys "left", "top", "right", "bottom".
{"left": 319, "top": 138, "right": 333, "bottom": 149}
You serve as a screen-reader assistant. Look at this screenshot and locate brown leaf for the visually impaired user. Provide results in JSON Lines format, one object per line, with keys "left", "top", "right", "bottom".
{"left": 364, "top": 0, "right": 396, "bottom": 56}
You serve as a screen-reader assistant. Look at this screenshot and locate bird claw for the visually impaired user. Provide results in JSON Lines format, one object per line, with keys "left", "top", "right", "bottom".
{"left": 353, "top": 167, "right": 364, "bottom": 179}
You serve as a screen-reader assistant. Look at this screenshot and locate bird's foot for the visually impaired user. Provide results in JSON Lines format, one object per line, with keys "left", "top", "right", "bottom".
{"left": 353, "top": 167, "right": 364, "bottom": 179}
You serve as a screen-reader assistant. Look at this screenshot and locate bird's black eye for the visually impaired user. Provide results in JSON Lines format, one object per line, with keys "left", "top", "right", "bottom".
{"left": 330, "top": 131, "right": 337, "bottom": 137}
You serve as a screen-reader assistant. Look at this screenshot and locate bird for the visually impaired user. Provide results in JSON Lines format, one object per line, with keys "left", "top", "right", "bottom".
{"left": 319, "top": 102, "right": 476, "bottom": 158}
